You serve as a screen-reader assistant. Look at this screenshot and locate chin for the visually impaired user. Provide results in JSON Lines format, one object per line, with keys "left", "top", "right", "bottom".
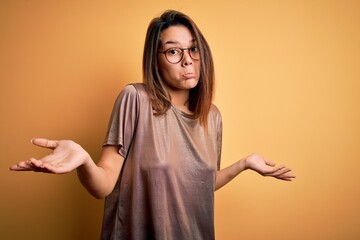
{"left": 166, "top": 78, "right": 199, "bottom": 91}
{"left": 184, "top": 78, "right": 200, "bottom": 89}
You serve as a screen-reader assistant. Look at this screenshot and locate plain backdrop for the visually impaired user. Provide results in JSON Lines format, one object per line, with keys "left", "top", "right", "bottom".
{"left": 1, "top": 0, "right": 359, "bottom": 239}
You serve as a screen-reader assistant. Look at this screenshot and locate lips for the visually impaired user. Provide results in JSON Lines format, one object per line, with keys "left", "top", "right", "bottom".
{"left": 183, "top": 73, "right": 196, "bottom": 79}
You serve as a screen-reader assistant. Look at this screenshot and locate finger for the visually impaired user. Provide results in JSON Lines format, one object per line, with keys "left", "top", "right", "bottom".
{"left": 272, "top": 168, "right": 296, "bottom": 180}
{"left": 31, "top": 138, "right": 58, "bottom": 149}
{"left": 277, "top": 173, "right": 296, "bottom": 180}
{"left": 9, "top": 161, "right": 36, "bottom": 171}
{"left": 277, "top": 177, "right": 293, "bottom": 181}
{"left": 29, "top": 156, "right": 65, "bottom": 173}
{"left": 27, "top": 159, "right": 58, "bottom": 174}
{"left": 262, "top": 165, "right": 286, "bottom": 175}
{"left": 264, "top": 158, "right": 276, "bottom": 167}
{"left": 276, "top": 175, "right": 296, "bottom": 181}
{"left": 271, "top": 167, "right": 292, "bottom": 177}
{"left": 27, "top": 158, "right": 46, "bottom": 168}
{"left": 9, "top": 159, "right": 56, "bottom": 173}
{"left": 9, "top": 164, "right": 30, "bottom": 171}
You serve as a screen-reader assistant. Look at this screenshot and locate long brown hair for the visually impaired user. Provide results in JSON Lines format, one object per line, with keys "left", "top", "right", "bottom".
{"left": 143, "top": 10, "right": 215, "bottom": 127}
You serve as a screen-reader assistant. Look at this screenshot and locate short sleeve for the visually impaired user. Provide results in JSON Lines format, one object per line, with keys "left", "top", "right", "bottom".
{"left": 103, "top": 85, "right": 139, "bottom": 158}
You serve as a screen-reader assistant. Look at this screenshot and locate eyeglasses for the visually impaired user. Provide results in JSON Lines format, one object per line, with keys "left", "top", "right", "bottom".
{"left": 159, "top": 46, "right": 200, "bottom": 64}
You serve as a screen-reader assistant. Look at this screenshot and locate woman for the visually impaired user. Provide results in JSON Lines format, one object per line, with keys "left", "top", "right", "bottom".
{"left": 10, "top": 10, "right": 295, "bottom": 240}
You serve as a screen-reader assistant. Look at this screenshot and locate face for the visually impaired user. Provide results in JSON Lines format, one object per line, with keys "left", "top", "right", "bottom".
{"left": 158, "top": 25, "right": 200, "bottom": 94}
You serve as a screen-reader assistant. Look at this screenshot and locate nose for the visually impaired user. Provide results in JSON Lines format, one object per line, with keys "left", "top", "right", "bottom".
{"left": 182, "top": 50, "right": 193, "bottom": 66}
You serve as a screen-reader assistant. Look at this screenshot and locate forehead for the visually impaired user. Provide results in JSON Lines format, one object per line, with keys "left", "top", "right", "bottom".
{"left": 160, "top": 25, "right": 194, "bottom": 45}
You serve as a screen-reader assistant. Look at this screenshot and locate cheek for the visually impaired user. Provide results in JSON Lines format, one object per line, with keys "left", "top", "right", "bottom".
{"left": 158, "top": 61, "right": 178, "bottom": 79}
{"left": 158, "top": 58, "right": 171, "bottom": 75}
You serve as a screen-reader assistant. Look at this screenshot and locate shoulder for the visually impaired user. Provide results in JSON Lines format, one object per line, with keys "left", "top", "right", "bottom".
{"left": 120, "top": 83, "right": 148, "bottom": 99}
{"left": 120, "top": 83, "right": 145, "bottom": 95}
{"left": 116, "top": 83, "right": 148, "bottom": 101}
{"left": 209, "top": 104, "right": 222, "bottom": 120}
{"left": 128, "top": 82, "right": 146, "bottom": 93}
{"left": 208, "top": 104, "right": 222, "bottom": 130}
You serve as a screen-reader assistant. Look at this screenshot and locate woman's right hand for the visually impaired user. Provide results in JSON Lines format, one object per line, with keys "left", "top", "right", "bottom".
{"left": 9, "top": 138, "right": 90, "bottom": 174}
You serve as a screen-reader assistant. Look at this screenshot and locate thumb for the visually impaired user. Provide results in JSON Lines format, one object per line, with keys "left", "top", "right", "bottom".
{"left": 31, "top": 138, "right": 58, "bottom": 149}
{"left": 264, "top": 158, "right": 276, "bottom": 167}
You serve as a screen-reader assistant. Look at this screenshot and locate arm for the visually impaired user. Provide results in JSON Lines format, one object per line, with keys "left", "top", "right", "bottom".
{"left": 9, "top": 138, "right": 124, "bottom": 199}
{"left": 77, "top": 145, "right": 124, "bottom": 198}
{"left": 215, "top": 153, "right": 295, "bottom": 191}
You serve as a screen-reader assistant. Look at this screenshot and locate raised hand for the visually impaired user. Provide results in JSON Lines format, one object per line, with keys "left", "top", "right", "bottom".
{"left": 9, "top": 138, "right": 90, "bottom": 174}
{"left": 244, "top": 153, "right": 296, "bottom": 181}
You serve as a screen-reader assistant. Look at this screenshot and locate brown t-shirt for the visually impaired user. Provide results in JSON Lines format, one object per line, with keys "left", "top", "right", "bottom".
{"left": 101, "top": 83, "right": 222, "bottom": 240}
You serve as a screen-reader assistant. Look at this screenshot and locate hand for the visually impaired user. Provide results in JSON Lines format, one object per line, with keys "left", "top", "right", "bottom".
{"left": 9, "top": 138, "right": 90, "bottom": 174}
{"left": 244, "top": 153, "right": 296, "bottom": 181}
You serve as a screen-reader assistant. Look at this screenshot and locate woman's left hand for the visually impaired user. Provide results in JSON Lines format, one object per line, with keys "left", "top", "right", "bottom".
{"left": 244, "top": 153, "right": 296, "bottom": 181}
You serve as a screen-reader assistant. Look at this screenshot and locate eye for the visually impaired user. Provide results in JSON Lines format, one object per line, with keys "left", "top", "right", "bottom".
{"left": 167, "top": 48, "right": 181, "bottom": 55}
{"left": 190, "top": 46, "right": 199, "bottom": 53}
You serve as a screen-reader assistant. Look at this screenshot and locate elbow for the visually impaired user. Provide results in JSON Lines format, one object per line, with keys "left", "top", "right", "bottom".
{"left": 87, "top": 188, "right": 112, "bottom": 199}
{"left": 214, "top": 174, "right": 222, "bottom": 191}
{"left": 92, "top": 193, "right": 106, "bottom": 199}
{"left": 214, "top": 182, "right": 224, "bottom": 191}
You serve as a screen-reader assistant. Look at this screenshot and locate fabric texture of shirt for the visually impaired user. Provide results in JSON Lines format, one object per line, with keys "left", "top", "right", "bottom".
{"left": 101, "top": 83, "right": 222, "bottom": 240}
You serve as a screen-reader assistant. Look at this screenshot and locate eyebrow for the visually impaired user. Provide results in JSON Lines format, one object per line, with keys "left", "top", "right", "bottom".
{"left": 163, "top": 39, "right": 196, "bottom": 47}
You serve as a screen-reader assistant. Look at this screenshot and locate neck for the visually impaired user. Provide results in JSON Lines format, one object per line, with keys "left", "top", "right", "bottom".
{"left": 167, "top": 88, "right": 191, "bottom": 114}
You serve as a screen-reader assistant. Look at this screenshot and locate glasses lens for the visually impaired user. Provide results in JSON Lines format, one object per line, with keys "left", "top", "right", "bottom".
{"left": 189, "top": 47, "right": 200, "bottom": 60}
{"left": 166, "top": 48, "right": 182, "bottom": 63}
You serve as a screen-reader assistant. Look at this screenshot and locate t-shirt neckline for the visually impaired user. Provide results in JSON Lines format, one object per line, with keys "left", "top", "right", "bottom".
{"left": 171, "top": 104, "right": 196, "bottom": 119}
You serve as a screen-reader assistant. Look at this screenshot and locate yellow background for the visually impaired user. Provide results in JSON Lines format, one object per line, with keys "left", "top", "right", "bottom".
{"left": 1, "top": 0, "right": 359, "bottom": 239}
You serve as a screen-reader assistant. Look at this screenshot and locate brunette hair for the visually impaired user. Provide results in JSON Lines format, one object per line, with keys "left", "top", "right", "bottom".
{"left": 142, "top": 9, "right": 215, "bottom": 127}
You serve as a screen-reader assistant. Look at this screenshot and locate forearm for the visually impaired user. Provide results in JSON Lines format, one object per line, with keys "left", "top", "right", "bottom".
{"left": 77, "top": 158, "right": 114, "bottom": 199}
{"left": 77, "top": 146, "right": 124, "bottom": 199}
{"left": 215, "top": 158, "right": 247, "bottom": 191}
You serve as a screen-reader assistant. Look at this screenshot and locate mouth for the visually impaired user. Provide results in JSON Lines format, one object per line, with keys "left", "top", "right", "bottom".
{"left": 183, "top": 73, "right": 196, "bottom": 79}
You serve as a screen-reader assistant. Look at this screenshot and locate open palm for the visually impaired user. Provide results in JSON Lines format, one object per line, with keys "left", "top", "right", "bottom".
{"left": 245, "top": 153, "right": 295, "bottom": 181}
{"left": 9, "top": 138, "right": 89, "bottom": 174}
